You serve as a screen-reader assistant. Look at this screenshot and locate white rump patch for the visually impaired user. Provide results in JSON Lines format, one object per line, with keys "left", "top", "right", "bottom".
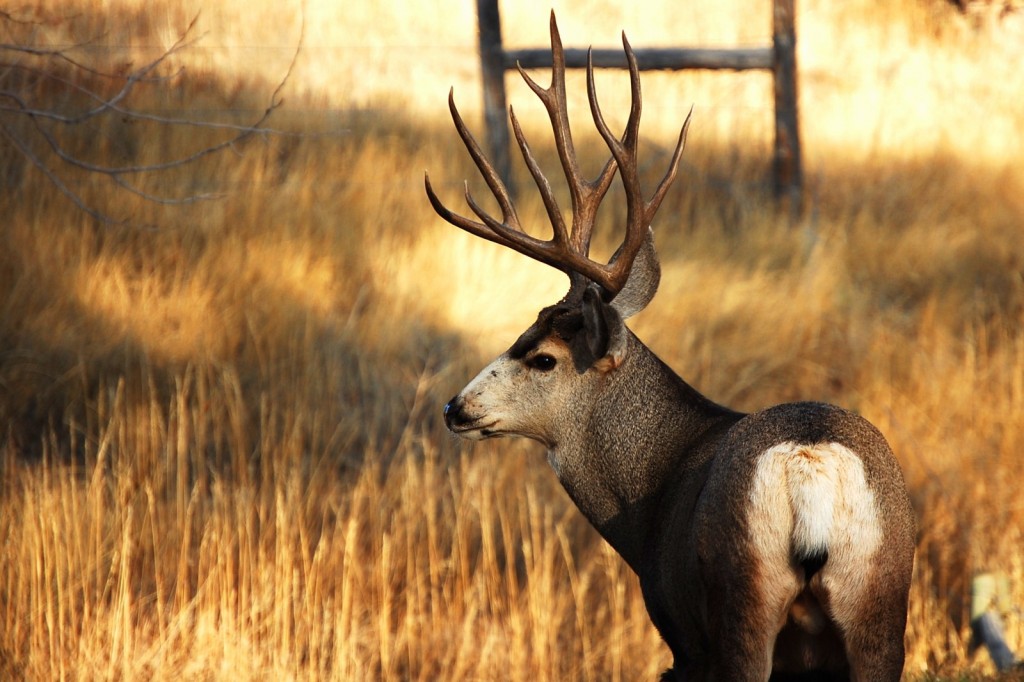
{"left": 748, "top": 442, "right": 882, "bottom": 572}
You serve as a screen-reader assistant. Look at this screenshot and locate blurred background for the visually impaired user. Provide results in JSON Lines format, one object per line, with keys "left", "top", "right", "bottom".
{"left": 1, "top": 0, "right": 1022, "bottom": 679}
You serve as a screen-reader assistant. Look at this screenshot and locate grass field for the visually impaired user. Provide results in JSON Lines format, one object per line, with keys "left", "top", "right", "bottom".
{"left": 2, "top": 0, "right": 1023, "bottom": 679}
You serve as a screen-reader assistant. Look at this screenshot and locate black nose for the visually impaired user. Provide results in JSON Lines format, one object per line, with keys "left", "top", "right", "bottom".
{"left": 444, "top": 396, "right": 475, "bottom": 431}
{"left": 443, "top": 396, "right": 461, "bottom": 430}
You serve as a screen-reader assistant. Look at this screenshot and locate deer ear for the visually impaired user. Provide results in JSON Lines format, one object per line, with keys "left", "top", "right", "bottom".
{"left": 609, "top": 228, "right": 660, "bottom": 319}
{"left": 570, "top": 287, "right": 628, "bottom": 374}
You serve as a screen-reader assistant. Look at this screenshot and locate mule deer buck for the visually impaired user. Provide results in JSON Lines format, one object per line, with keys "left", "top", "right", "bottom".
{"left": 426, "top": 13, "right": 915, "bottom": 681}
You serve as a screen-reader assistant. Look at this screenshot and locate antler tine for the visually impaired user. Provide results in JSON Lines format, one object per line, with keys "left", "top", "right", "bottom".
{"left": 586, "top": 34, "right": 644, "bottom": 293}
{"left": 424, "top": 87, "right": 613, "bottom": 285}
{"left": 444, "top": 87, "right": 519, "bottom": 231}
{"left": 646, "top": 107, "right": 692, "bottom": 222}
{"left": 425, "top": 89, "right": 554, "bottom": 259}
{"left": 508, "top": 104, "right": 570, "bottom": 247}
{"left": 517, "top": 12, "right": 618, "bottom": 257}
{"left": 586, "top": 32, "right": 689, "bottom": 295}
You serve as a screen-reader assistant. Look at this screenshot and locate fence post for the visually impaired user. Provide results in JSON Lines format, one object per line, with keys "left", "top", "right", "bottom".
{"left": 476, "top": 0, "right": 514, "bottom": 196}
{"left": 772, "top": 0, "right": 802, "bottom": 209}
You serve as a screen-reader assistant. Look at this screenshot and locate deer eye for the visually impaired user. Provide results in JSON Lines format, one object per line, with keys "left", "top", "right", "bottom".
{"left": 526, "top": 353, "right": 557, "bottom": 372}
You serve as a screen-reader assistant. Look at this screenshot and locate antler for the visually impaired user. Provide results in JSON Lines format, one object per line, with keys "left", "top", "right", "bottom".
{"left": 424, "top": 12, "right": 690, "bottom": 297}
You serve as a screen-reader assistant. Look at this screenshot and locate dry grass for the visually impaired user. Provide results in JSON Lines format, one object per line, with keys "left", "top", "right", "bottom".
{"left": 2, "top": 0, "right": 1024, "bottom": 679}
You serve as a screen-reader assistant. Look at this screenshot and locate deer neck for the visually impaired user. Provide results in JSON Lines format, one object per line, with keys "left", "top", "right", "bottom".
{"left": 550, "top": 333, "right": 740, "bottom": 570}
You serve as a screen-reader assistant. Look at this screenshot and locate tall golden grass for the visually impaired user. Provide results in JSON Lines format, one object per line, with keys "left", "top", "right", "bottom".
{"left": 2, "top": 0, "right": 1023, "bottom": 679}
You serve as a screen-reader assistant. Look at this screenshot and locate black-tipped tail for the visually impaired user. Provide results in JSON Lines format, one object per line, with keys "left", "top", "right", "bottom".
{"left": 797, "top": 546, "right": 829, "bottom": 582}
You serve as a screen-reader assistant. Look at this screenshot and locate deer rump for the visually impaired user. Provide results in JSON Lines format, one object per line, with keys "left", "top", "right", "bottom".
{"left": 649, "top": 402, "right": 910, "bottom": 679}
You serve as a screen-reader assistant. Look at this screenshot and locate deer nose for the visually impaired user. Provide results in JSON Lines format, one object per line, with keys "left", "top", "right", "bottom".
{"left": 443, "top": 396, "right": 467, "bottom": 431}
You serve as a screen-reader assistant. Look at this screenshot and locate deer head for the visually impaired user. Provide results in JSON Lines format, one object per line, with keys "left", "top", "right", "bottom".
{"left": 426, "top": 13, "right": 690, "bottom": 448}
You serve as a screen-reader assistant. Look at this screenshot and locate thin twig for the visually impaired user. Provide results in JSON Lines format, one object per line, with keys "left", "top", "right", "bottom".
{"left": 0, "top": 11, "right": 299, "bottom": 223}
{"left": 0, "top": 121, "right": 121, "bottom": 225}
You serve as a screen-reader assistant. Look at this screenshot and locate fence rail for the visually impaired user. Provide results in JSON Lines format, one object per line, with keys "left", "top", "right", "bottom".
{"left": 476, "top": 0, "right": 802, "bottom": 208}
{"left": 504, "top": 47, "right": 774, "bottom": 72}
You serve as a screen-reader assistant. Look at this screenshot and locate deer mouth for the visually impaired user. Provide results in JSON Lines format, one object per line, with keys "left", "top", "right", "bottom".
{"left": 447, "top": 421, "right": 500, "bottom": 440}
{"left": 453, "top": 419, "right": 553, "bottom": 448}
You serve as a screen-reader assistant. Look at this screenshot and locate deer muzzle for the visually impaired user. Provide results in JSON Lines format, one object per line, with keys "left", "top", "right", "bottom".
{"left": 443, "top": 395, "right": 500, "bottom": 439}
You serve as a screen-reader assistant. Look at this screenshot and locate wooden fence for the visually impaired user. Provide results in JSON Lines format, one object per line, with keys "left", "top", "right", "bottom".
{"left": 475, "top": 0, "right": 802, "bottom": 207}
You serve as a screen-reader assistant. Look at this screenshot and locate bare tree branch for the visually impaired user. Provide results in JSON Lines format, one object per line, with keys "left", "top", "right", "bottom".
{"left": 0, "top": 119, "right": 114, "bottom": 224}
{"left": 0, "top": 10, "right": 300, "bottom": 225}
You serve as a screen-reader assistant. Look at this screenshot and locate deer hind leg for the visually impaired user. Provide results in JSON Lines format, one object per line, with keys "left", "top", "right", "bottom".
{"left": 813, "top": 509, "right": 912, "bottom": 682}
{"left": 817, "top": 562, "right": 910, "bottom": 682}
{"left": 708, "top": 595, "right": 777, "bottom": 681}
{"left": 706, "top": 543, "right": 803, "bottom": 682}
